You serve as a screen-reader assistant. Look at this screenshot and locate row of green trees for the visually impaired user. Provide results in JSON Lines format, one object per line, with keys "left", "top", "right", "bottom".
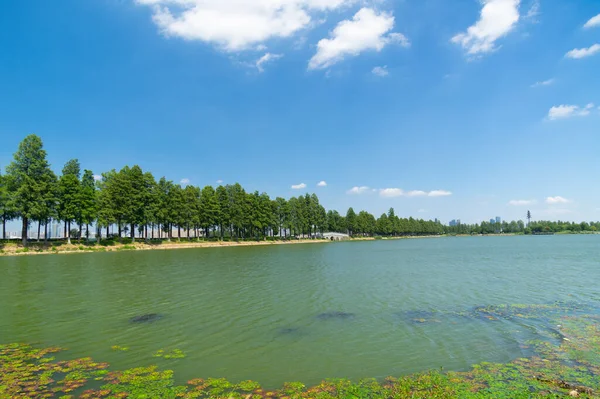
{"left": 1, "top": 135, "right": 598, "bottom": 246}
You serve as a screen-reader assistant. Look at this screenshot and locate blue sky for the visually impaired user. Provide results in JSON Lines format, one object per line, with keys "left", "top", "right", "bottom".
{"left": 0, "top": 0, "right": 599, "bottom": 224}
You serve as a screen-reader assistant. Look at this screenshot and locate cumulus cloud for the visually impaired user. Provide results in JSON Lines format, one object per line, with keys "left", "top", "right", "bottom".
{"left": 372, "top": 65, "right": 389, "bottom": 77}
{"left": 406, "top": 190, "right": 428, "bottom": 197}
{"left": 584, "top": 14, "right": 600, "bottom": 29}
{"left": 428, "top": 190, "right": 452, "bottom": 197}
{"left": 308, "top": 8, "right": 409, "bottom": 70}
{"left": 93, "top": 175, "right": 102, "bottom": 181}
{"left": 136, "top": 0, "right": 350, "bottom": 51}
{"left": 317, "top": 181, "right": 327, "bottom": 187}
{"left": 508, "top": 199, "right": 536, "bottom": 206}
{"left": 379, "top": 188, "right": 404, "bottom": 197}
{"left": 291, "top": 183, "right": 307, "bottom": 190}
{"left": 548, "top": 103, "right": 594, "bottom": 120}
{"left": 256, "top": 52, "right": 283, "bottom": 72}
{"left": 378, "top": 189, "right": 452, "bottom": 198}
{"left": 451, "top": 0, "right": 521, "bottom": 56}
{"left": 180, "top": 178, "right": 190, "bottom": 185}
{"left": 546, "top": 196, "right": 570, "bottom": 204}
{"left": 565, "top": 44, "right": 600, "bottom": 59}
{"left": 531, "top": 78, "right": 554, "bottom": 88}
{"left": 347, "top": 186, "right": 370, "bottom": 195}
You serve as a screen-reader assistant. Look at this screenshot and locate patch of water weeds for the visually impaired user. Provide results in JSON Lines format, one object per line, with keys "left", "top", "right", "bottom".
{"left": 2, "top": 305, "right": 599, "bottom": 398}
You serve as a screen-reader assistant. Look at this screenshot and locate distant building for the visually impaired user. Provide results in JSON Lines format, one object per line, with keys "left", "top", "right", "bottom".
{"left": 490, "top": 218, "right": 496, "bottom": 224}
{"left": 449, "top": 219, "right": 461, "bottom": 227}
{"left": 51, "top": 222, "right": 61, "bottom": 239}
{"left": 496, "top": 216, "right": 501, "bottom": 224}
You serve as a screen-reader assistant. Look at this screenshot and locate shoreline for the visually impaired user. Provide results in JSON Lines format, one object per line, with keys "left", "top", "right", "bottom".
{"left": 0, "top": 238, "right": 333, "bottom": 257}
{"left": 1, "top": 232, "right": 596, "bottom": 258}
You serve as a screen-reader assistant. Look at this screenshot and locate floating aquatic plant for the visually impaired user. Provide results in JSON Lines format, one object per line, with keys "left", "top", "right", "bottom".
{"left": 153, "top": 348, "right": 186, "bottom": 359}
{"left": 1, "top": 303, "right": 599, "bottom": 398}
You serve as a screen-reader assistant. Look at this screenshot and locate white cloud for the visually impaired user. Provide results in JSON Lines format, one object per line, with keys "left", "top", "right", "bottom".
{"left": 378, "top": 189, "right": 452, "bottom": 198}
{"left": 565, "top": 44, "right": 600, "bottom": 59}
{"left": 136, "top": 0, "right": 350, "bottom": 52}
{"left": 93, "top": 175, "right": 102, "bottom": 181}
{"left": 216, "top": 179, "right": 223, "bottom": 184}
{"left": 291, "top": 183, "right": 307, "bottom": 190}
{"left": 428, "top": 190, "right": 452, "bottom": 197}
{"left": 256, "top": 52, "right": 283, "bottom": 72}
{"left": 317, "top": 181, "right": 327, "bottom": 187}
{"left": 380, "top": 188, "right": 404, "bottom": 197}
{"left": 180, "top": 178, "right": 190, "bottom": 185}
{"left": 531, "top": 78, "right": 554, "bottom": 88}
{"left": 372, "top": 66, "right": 389, "bottom": 77}
{"left": 417, "top": 209, "right": 427, "bottom": 213}
{"left": 308, "top": 8, "right": 409, "bottom": 70}
{"left": 347, "top": 186, "right": 370, "bottom": 195}
{"left": 546, "top": 196, "right": 570, "bottom": 204}
{"left": 525, "top": 0, "right": 540, "bottom": 20}
{"left": 406, "top": 190, "right": 427, "bottom": 197}
{"left": 584, "top": 14, "right": 600, "bottom": 29}
{"left": 548, "top": 103, "right": 594, "bottom": 120}
{"left": 451, "top": 0, "right": 521, "bottom": 56}
{"left": 508, "top": 199, "right": 536, "bottom": 206}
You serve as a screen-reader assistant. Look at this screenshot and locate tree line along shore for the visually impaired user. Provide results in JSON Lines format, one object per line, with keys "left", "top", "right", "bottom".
{"left": 1, "top": 135, "right": 599, "bottom": 248}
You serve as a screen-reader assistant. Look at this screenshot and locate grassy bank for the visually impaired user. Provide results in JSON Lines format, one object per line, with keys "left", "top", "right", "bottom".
{"left": 0, "top": 238, "right": 330, "bottom": 257}
{"left": 1, "top": 304, "right": 599, "bottom": 398}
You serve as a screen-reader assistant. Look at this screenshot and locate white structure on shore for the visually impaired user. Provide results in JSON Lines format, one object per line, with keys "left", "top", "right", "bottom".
{"left": 322, "top": 232, "right": 350, "bottom": 241}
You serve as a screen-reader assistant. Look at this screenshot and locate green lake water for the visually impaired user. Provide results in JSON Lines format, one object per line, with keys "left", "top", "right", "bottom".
{"left": 1, "top": 235, "right": 599, "bottom": 387}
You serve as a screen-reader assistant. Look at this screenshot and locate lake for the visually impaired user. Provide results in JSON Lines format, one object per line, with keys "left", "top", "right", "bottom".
{"left": 1, "top": 235, "right": 599, "bottom": 387}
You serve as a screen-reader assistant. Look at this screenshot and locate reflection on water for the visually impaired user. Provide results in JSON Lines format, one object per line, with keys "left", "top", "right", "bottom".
{"left": 1, "top": 235, "right": 599, "bottom": 387}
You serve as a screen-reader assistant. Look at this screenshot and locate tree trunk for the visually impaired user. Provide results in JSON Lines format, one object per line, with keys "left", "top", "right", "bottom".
{"left": 106, "top": 225, "right": 109, "bottom": 240}
{"left": 21, "top": 217, "right": 28, "bottom": 246}
{"left": 151, "top": 224, "right": 155, "bottom": 240}
{"left": 2, "top": 215, "right": 6, "bottom": 240}
{"left": 178, "top": 226, "right": 181, "bottom": 241}
{"left": 64, "top": 221, "right": 67, "bottom": 240}
{"left": 44, "top": 220, "right": 49, "bottom": 243}
{"left": 86, "top": 224, "right": 90, "bottom": 241}
{"left": 131, "top": 223, "right": 135, "bottom": 243}
{"left": 37, "top": 221, "right": 41, "bottom": 242}
{"left": 67, "top": 221, "right": 71, "bottom": 245}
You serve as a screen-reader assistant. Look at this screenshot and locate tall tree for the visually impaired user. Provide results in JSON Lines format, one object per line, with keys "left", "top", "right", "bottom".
{"left": 346, "top": 207, "right": 357, "bottom": 236}
{"left": 79, "top": 170, "right": 97, "bottom": 241}
{"left": 34, "top": 171, "right": 58, "bottom": 242}
{"left": 96, "top": 170, "right": 117, "bottom": 239}
{"left": 58, "top": 159, "right": 81, "bottom": 244}
{"left": 199, "top": 186, "right": 218, "bottom": 238}
{"left": 215, "top": 185, "right": 229, "bottom": 239}
{"left": 0, "top": 169, "right": 16, "bottom": 240}
{"left": 6, "top": 135, "right": 55, "bottom": 246}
